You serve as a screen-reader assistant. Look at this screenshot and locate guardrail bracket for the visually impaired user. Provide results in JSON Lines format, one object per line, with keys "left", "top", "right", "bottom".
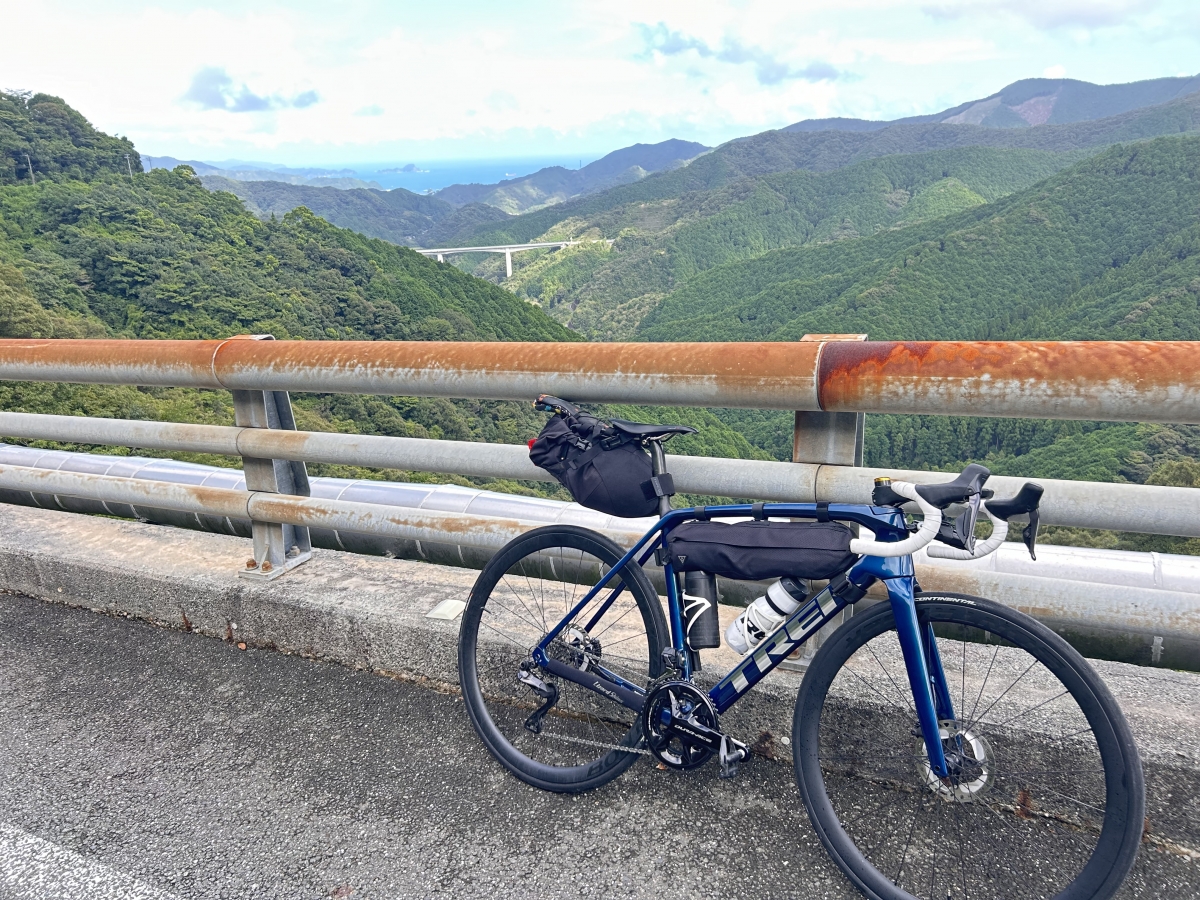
{"left": 233, "top": 387, "right": 312, "bottom": 581}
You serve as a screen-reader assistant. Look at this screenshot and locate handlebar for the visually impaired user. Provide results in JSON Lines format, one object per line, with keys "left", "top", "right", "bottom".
{"left": 850, "top": 481, "right": 943, "bottom": 558}
{"left": 926, "top": 481, "right": 1043, "bottom": 560}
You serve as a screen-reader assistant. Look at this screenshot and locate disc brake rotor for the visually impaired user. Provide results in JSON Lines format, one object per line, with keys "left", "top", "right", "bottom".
{"left": 917, "top": 719, "right": 995, "bottom": 802}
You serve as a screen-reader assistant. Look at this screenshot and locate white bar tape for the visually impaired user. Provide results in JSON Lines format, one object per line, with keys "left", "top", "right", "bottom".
{"left": 848, "top": 482, "right": 942, "bottom": 558}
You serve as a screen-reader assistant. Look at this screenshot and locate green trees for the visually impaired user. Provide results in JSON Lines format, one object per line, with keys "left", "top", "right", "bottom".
{"left": 637, "top": 136, "right": 1200, "bottom": 343}
{"left": 0, "top": 167, "right": 569, "bottom": 343}
{"left": 0, "top": 91, "right": 139, "bottom": 185}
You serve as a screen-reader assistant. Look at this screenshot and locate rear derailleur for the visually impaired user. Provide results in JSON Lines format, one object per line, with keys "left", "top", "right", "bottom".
{"left": 642, "top": 680, "right": 748, "bottom": 779}
{"left": 518, "top": 661, "right": 558, "bottom": 734}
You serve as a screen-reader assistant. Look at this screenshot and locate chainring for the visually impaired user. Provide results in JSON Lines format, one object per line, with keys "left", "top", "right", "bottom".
{"left": 641, "top": 680, "right": 719, "bottom": 770}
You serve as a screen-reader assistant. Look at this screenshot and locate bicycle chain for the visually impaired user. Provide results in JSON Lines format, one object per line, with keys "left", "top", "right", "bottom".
{"left": 539, "top": 731, "right": 651, "bottom": 756}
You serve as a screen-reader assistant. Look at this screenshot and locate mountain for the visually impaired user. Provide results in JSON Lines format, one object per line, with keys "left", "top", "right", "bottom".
{"left": 785, "top": 74, "right": 1200, "bottom": 131}
{"left": 432, "top": 139, "right": 709, "bottom": 214}
{"left": 496, "top": 146, "right": 1079, "bottom": 339}
{"left": 449, "top": 88, "right": 1200, "bottom": 254}
{"left": 636, "top": 135, "right": 1200, "bottom": 344}
{"left": 145, "top": 155, "right": 383, "bottom": 190}
{"left": 194, "top": 139, "right": 711, "bottom": 246}
{"left": 199, "top": 176, "right": 509, "bottom": 247}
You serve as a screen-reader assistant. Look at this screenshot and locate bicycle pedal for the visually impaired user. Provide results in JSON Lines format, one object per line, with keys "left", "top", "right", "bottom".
{"left": 718, "top": 735, "right": 749, "bottom": 779}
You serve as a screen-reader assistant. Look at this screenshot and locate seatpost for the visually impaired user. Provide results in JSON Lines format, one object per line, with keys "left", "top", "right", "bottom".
{"left": 649, "top": 440, "right": 672, "bottom": 516}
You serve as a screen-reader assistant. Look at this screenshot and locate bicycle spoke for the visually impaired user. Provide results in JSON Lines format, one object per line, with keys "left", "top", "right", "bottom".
{"left": 801, "top": 597, "right": 1136, "bottom": 900}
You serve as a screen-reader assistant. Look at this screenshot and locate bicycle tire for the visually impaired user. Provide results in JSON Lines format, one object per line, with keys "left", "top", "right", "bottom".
{"left": 794, "top": 592, "right": 1144, "bottom": 900}
{"left": 458, "top": 525, "right": 668, "bottom": 793}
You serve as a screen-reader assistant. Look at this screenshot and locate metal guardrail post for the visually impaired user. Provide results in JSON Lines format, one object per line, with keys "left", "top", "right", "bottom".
{"left": 793, "top": 334, "right": 867, "bottom": 467}
{"left": 785, "top": 334, "right": 868, "bottom": 669}
{"left": 229, "top": 337, "right": 312, "bottom": 580}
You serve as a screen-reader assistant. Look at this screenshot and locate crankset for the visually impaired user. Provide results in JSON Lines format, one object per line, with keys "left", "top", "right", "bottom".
{"left": 641, "top": 680, "right": 749, "bottom": 778}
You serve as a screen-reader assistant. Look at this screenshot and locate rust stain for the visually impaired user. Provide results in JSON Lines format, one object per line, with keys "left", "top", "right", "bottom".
{"left": 3, "top": 337, "right": 1199, "bottom": 421}
{"left": 818, "top": 341, "right": 1200, "bottom": 421}
{"left": 212, "top": 339, "right": 824, "bottom": 397}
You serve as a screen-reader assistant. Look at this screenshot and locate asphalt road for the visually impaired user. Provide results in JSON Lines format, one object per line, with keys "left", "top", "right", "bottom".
{"left": 0, "top": 594, "right": 1193, "bottom": 900}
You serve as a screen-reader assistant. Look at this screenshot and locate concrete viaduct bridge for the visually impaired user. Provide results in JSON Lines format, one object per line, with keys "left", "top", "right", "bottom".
{"left": 415, "top": 240, "right": 611, "bottom": 277}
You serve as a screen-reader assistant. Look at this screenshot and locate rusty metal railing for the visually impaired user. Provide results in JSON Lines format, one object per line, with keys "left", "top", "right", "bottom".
{"left": 1, "top": 338, "right": 1198, "bottom": 422}
{"left": 1, "top": 336, "right": 1199, "bottom": 666}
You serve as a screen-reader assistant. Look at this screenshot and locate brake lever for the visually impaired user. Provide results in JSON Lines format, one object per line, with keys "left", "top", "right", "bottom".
{"left": 983, "top": 482, "right": 1044, "bottom": 561}
{"left": 1023, "top": 509, "right": 1040, "bottom": 561}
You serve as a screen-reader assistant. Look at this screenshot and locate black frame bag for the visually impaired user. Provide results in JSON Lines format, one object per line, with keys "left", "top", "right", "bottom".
{"left": 529, "top": 411, "right": 659, "bottom": 519}
{"left": 666, "top": 520, "right": 856, "bottom": 582}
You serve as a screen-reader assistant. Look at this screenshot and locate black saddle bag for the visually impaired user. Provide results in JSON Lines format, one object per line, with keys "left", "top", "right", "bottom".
{"left": 529, "top": 412, "right": 660, "bottom": 519}
{"left": 665, "top": 520, "right": 857, "bottom": 582}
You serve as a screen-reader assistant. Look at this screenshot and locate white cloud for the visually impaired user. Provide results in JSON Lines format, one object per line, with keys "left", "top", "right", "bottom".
{"left": 182, "top": 66, "right": 318, "bottom": 112}
{"left": 1043, "top": 64, "right": 1068, "bottom": 77}
{"left": 639, "top": 23, "right": 842, "bottom": 85}
{"left": 0, "top": 0, "right": 1194, "bottom": 163}
{"left": 923, "top": 0, "right": 1160, "bottom": 30}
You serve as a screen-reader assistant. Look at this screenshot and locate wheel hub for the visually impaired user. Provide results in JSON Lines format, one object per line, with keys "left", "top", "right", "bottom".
{"left": 917, "top": 719, "right": 994, "bottom": 802}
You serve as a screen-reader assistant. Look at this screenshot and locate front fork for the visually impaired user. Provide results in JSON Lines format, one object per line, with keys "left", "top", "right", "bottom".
{"left": 886, "top": 576, "right": 954, "bottom": 779}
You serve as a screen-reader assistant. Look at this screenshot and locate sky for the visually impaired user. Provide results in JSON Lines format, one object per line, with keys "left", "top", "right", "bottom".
{"left": 2, "top": 0, "right": 1198, "bottom": 167}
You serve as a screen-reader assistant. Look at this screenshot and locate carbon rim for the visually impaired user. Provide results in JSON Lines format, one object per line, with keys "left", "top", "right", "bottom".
{"left": 795, "top": 595, "right": 1142, "bottom": 900}
{"left": 460, "top": 527, "right": 666, "bottom": 790}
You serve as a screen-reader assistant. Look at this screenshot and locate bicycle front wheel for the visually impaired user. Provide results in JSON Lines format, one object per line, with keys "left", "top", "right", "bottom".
{"left": 458, "top": 525, "right": 668, "bottom": 793}
{"left": 794, "top": 593, "right": 1144, "bottom": 900}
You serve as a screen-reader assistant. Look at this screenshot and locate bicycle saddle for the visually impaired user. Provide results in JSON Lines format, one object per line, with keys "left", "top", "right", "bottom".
{"left": 609, "top": 418, "right": 698, "bottom": 439}
{"left": 914, "top": 463, "right": 991, "bottom": 508}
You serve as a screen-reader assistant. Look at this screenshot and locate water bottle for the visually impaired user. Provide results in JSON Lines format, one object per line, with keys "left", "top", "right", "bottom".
{"left": 682, "top": 570, "right": 721, "bottom": 649}
{"left": 725, "top": 577, "right": 808, "bottom": 655}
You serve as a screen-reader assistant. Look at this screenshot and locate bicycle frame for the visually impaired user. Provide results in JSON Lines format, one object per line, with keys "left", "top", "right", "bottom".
{"left": 530, "top": 502, "right": 955, "bottom": 778}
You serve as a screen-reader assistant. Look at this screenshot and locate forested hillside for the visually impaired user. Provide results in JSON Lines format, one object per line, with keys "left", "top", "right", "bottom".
{"left": 638, "top": 136, "right": 1200, "bottom": 343}
{"left": 1, "top": 90, "right": 139, "bottom": 185}
{"left": 495, "top": 147, "right": 1079, "bottom": 339}
{"left": 0, "top": 91, "right": 763, "bottom": 476}
{"left": 457, "top": 89, "right": 1200, "bottom": 250}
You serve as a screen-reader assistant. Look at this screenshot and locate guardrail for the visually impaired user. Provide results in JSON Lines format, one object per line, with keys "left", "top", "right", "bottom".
{"left": 0, "top": 410, "right": 1197, "bottom": 537}
{"left": 1, "top": 336, "right": 1198, "bottom": 668}
{"left": 2, "top": 338, "right": 1198, "bottom": 420}
{"left": 2, "top": 443, "right": 1198, "bottom": 671}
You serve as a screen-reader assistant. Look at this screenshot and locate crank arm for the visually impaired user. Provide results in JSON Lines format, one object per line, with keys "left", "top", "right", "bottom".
{"left": 539, "top": 657, "right": 646, "bottom": 713}
{"left": 658, "top": 708, "right": 725, "bottom": 753}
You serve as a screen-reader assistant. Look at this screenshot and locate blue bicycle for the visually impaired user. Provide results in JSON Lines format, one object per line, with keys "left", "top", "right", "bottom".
{"left": 458, "top": 402, "right": 1144, "bottom": 900}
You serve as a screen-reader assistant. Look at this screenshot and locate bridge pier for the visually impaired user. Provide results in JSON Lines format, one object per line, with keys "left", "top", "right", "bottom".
{"left": 436, "top": 253, "right": 444, "bottom": 263}
{"left": 505, "top": 249, "right": 512, "bottom": 278}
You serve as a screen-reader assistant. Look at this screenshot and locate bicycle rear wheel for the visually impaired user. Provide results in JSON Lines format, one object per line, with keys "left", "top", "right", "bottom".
{"left": 794, "top": 593, "right": 1144, "bottom": 900}
{"left": 458, "top": 525, "right": 668, "bottom": 793}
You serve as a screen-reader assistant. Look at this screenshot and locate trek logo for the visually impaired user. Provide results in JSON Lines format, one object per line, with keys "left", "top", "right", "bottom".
{"left": 721, "top": 590, "right": 841, "bottom": 697}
